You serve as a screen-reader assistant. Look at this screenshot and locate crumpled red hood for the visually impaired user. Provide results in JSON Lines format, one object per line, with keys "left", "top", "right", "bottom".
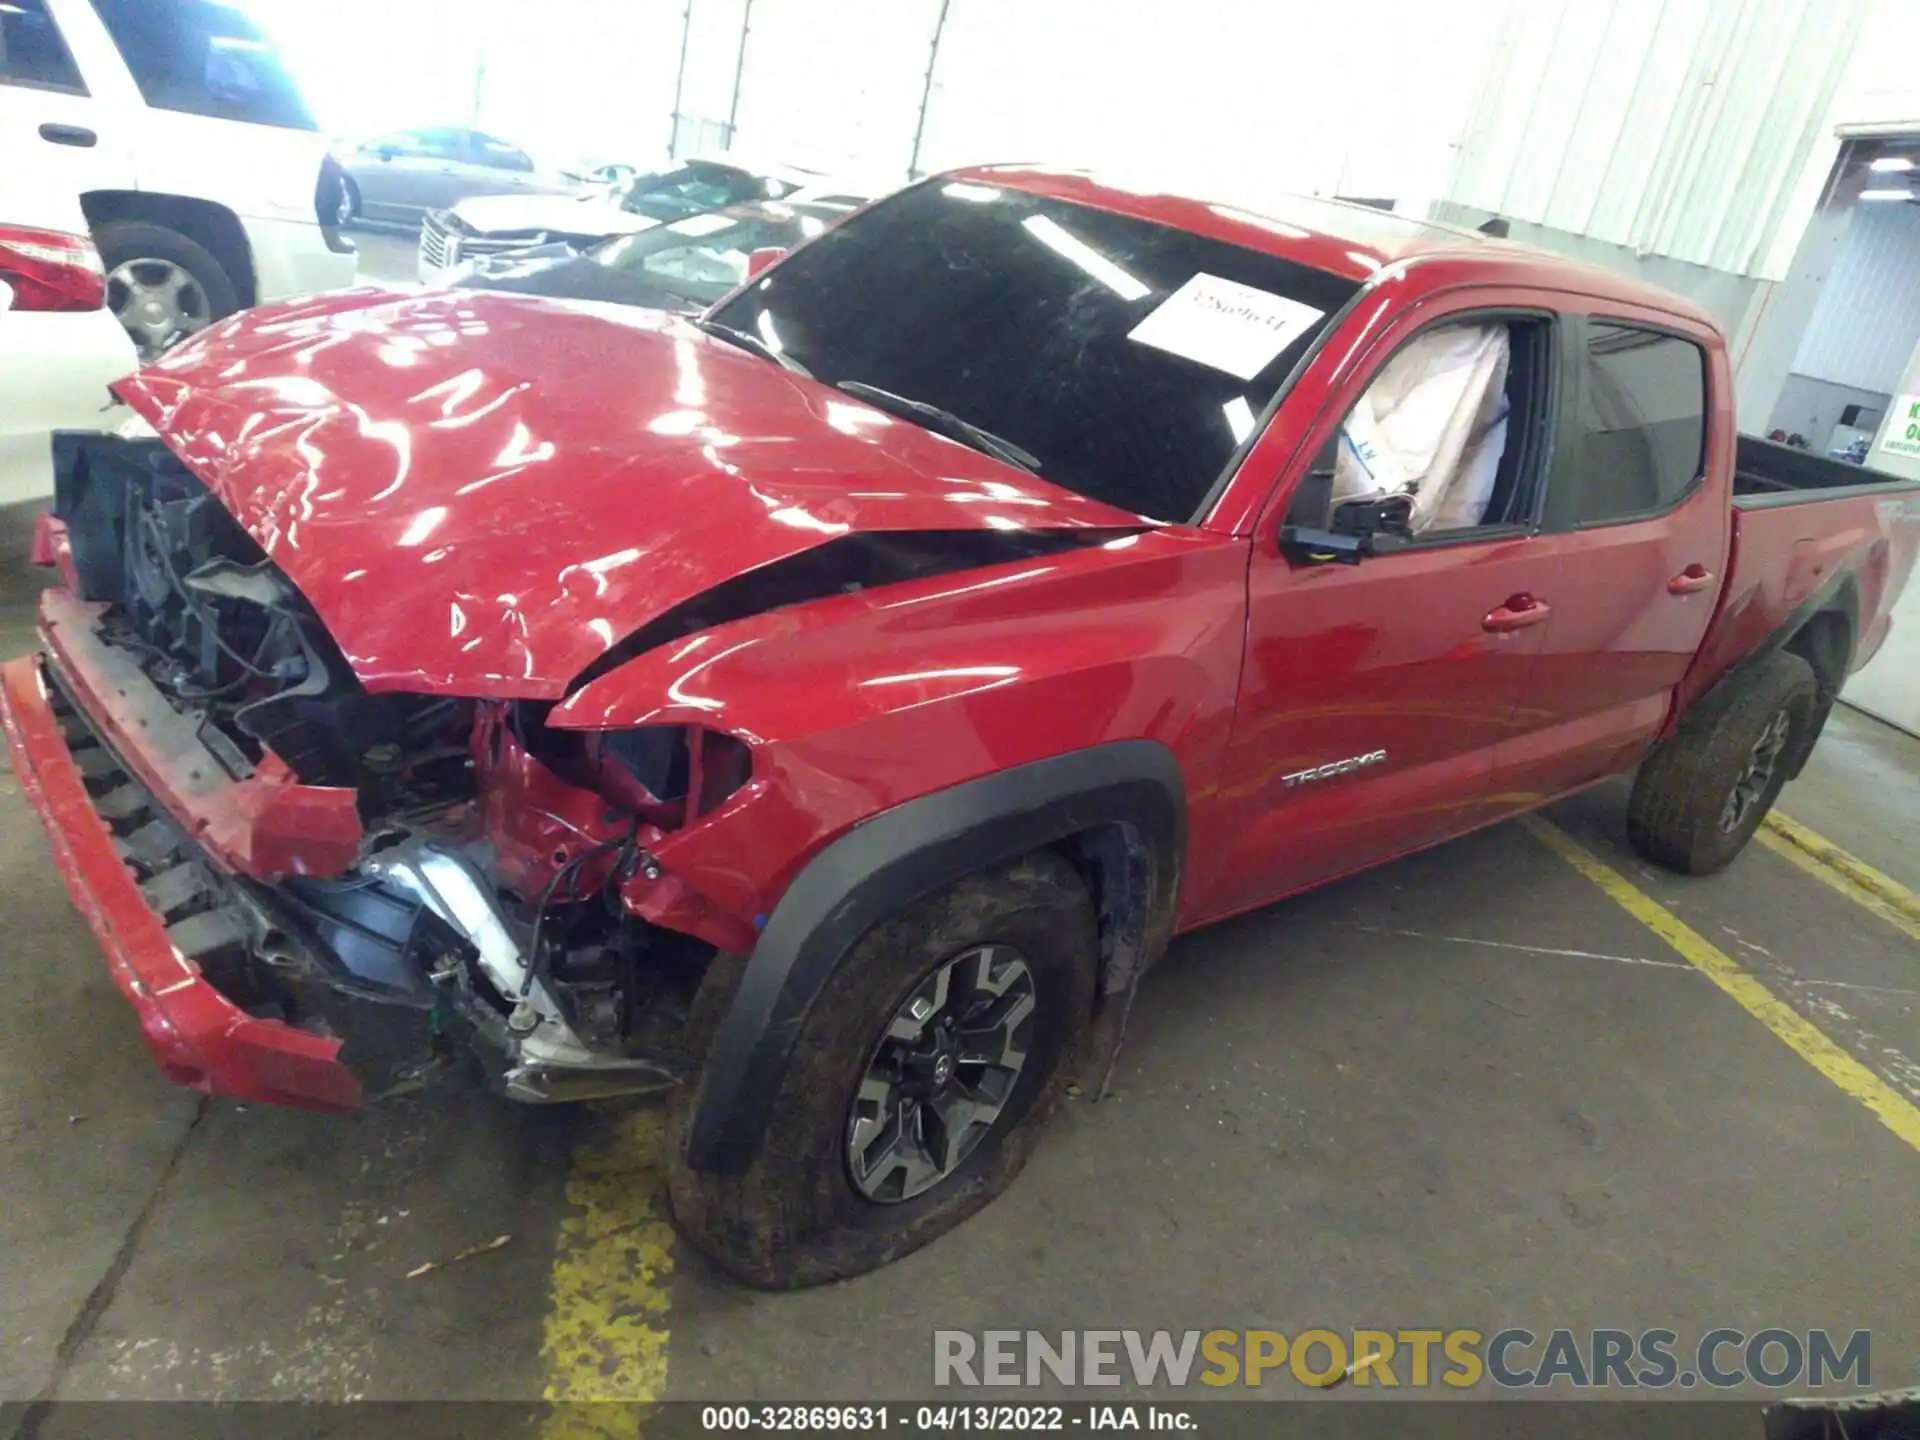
{"left": 115, "top": 288, "right": 1140, "bottom": 698}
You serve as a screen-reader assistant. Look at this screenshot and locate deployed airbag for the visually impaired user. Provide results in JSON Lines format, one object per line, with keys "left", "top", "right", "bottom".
{"left": 1332, "top": 324, "right": 1511, "bottom": 533}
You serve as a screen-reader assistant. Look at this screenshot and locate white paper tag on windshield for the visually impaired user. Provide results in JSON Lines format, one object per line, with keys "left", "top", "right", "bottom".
{"left": 1128, "top": 273, "right": 1324, "bottom": 381}
{"left": 667, "top": 212, "right": 740, "bottom": 238}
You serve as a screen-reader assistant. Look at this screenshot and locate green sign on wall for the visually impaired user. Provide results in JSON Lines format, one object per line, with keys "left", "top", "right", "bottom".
{"left": 1883, "top": 394, "right": 1920, "bottom": 460}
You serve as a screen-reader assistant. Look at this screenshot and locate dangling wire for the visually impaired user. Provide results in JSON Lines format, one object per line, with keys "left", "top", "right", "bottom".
{"left": 516, "top": 818, "right": 643, "bottom": 1001}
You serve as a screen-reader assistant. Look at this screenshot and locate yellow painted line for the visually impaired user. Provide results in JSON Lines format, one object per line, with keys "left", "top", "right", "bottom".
{"left": 1761, "top": 812, "right": 1920, "bottom": 941}
{"left": 1520, "top": 815, "right": 1920, "bottom": 1154}
{"left": 1756, "top": 829, "right": 1920, "bottom": 946}
{"left": 540, "top": 1103, "right": 675, "bottom": 1439}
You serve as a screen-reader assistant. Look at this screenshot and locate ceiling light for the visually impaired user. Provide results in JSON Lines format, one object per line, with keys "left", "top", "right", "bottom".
{"left": 1859, "top": 188, "right": 1915, "bottom": 202}
{"left": 1868, "top": 156, "right": 1914, "bottom": 172}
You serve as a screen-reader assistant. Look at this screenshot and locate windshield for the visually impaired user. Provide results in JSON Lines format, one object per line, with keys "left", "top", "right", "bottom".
{"left": 708, "top": 180, "right": 1359, "bottom": 522}
{"left": 615, "top": 162, "right": 773, "bottom": 219}
{"left": 585, "top": 207, "right": 828, "bottom": 305}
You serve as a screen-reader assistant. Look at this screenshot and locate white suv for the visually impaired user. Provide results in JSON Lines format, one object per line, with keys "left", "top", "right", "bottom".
{"left": 0, "top": 0, "right": 357, "bottom": 359}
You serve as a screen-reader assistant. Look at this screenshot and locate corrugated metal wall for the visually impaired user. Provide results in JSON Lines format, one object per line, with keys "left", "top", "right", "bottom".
{"left": 1790, "top": 201, "right": 1920, "bottom": 393}
{"left": 1445, "top": 0, "right": 1871, "bottom": 280}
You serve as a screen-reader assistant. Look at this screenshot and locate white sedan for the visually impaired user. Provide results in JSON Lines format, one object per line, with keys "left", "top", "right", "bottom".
{"left": 0, "top": 170, "right": 136, "bottom": 506}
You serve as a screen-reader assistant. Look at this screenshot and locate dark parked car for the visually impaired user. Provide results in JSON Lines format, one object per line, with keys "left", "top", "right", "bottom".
{"left": 417, "top": 156, "right": 856, "bottom": 279}
{"left": 450, "top": 199, "right": 863, "bottom": 310}
{"left": 335, "top": 127, "right": 579, "bottom": 227}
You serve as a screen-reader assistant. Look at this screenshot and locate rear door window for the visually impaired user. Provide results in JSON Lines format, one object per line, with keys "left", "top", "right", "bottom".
{"left": 473, "top": 133, "right": 534, "bottom": 172}
{"left": 1562, "top": 322, "right": 1708, "bottom": 526}
{"left": 90, "top": 0, "right": 316, "bottom": 129}
{"left": 368, "top": 128, "right": 468, "bottom": 161}
{"left": 0, "top": 0, "right": 86, "bottom": 92}
{"left": 411, "top": 127, "right": 471, "bottom": 161}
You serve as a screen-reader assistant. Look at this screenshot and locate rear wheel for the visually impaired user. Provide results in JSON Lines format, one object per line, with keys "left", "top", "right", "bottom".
{"left": 667, "top": 852, "right": 1096, "bottom": 1288}
{"left": 96, "top": 221, "right": 238, "bottom": 360}
{"left": 1627, "top": 651, "right": 1817, "bottom": 874}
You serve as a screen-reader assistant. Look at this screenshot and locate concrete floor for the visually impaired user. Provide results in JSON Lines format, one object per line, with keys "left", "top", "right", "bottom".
{"left": 3, "top": 263, "right": 1917, "bottom": 1420}
{"left": 350, "top": 228, "right": 421, "bottom": 287}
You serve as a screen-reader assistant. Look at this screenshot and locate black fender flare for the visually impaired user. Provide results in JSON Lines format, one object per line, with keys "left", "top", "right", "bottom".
{"left": 682, "top": 739, "right": 1186, "bottom": 1175}
{"left": 1694, "top": 572, "right": 1860, "bottom": 780}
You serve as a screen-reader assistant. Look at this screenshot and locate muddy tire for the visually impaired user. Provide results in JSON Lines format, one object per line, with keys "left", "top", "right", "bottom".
{"left": 667, "top": 852, "right": 1096, "bottom": 1288}
{"left": 1627, "top": 651, "right": 1817, "bottom": 875}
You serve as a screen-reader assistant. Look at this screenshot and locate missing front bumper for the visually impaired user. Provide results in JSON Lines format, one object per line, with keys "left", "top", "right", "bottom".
{"left": 4, "top": 645, "right": 687, "bottom": 1111}
{"left": 1, "top": 651, "right": 367, "bottom": 1110}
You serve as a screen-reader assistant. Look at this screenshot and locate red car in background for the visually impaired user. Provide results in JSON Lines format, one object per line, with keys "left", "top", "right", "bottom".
{"left": 5, "top": 165, "right": 1917, "bottom": 1287}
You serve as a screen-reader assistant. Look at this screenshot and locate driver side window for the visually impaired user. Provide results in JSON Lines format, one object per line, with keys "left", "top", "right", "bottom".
{"left": 1294, "top": 315, "right": 1551, "bottom": 543}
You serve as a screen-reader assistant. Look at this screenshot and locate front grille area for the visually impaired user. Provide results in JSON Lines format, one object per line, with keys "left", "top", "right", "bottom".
{"left": 420, "top": 213, "right": 545, "bottom": 275}
{"left": 460, "top": 235, "right": 542, "bottom": 258}
{"left": 419, "top": 212, "right": 459, "bottom": 271}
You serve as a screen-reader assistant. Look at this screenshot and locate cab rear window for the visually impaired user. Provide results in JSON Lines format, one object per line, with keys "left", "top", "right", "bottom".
{"left": 91, "top": 0, "right": 316, "bottom": 130}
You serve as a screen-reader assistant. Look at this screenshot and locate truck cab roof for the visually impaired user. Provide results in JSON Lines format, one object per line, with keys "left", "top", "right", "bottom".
{"left": 951, "top": 163, "right": 1719, "bottom": 330}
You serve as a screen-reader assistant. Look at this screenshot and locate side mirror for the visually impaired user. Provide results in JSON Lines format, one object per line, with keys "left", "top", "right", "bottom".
{"left": 745, "top": 246, "right": 786, "bottom": 279}
{"left": 1278, "top": 482, "right": 1414, "bottom": 565}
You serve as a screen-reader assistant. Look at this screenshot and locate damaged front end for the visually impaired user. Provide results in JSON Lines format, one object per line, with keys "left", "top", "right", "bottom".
{"left": 16, "top": 434, "right": 739, "bottom": 1108}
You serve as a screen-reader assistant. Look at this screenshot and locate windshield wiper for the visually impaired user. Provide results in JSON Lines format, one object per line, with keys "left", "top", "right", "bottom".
{"left": 691, "top": 316, "right": 812, "bottom": 377}
{"left": 834, "top": 381, "right": 1042, "bottom": 475}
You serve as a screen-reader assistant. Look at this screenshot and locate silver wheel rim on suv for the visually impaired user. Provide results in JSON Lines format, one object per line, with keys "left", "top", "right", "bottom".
{"left": 108, "top": 258, "right": 213, "bottom": 359}
{"left": 846, "top": 944, "right": 1037, "bottom": 1204}
{"left": 1720, "top": 707, "right": 1792, "bottom": 835}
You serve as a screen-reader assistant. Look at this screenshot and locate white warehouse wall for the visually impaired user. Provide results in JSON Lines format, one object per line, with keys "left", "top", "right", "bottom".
{"left": 1732, "top": 0, "right": 1920, "bottom": 420}
{"left": 727, "top": 0, "right": 945, "bottom": 177}
{"left": 1443, "top": 0, "right": 1871, "bottom": 282}
{"left": 1790, "top": 201, "right": 1920, "bottom": 396}
{"left": 907, "top": 0, "right": 1495, "bottom": 208}
{"left": 258, "top": 0, "right": 1882, "bottom": 276}
{"left": 711, "top": 0, "right": 1498, "bottom": 202}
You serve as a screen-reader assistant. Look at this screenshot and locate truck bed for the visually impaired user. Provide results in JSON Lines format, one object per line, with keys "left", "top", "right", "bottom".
{"left": 1733, "top": 434, "right": 1919, "bottom": 507}
{"left": 1685, "top": 438, "right": 1920, "bottom": 713}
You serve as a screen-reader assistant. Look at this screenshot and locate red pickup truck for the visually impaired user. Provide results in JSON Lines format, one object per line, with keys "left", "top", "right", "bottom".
{"left": 6, "top": 166, "right": 1918, "bottom": 1287}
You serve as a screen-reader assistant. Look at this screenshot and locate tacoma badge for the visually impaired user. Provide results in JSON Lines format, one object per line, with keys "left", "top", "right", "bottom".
{"left": 1282, "top": 749, "right": 1388, "bottom": 789}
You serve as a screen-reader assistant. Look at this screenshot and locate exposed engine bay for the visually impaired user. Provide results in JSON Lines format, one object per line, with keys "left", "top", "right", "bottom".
{"left": 56, "top": 434, "right": 476, "bottom": 822}
{"left": 49, "top": 435, "right": 730, "bottom": 1102}
{"left": 41, "top": 427, "right": 1132, "bottom": 1108}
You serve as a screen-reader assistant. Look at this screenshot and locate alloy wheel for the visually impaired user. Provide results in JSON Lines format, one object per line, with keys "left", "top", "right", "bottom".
{"left": 1719, "top": 707, "right": 1792, "bottom": 834}
{"left": 846, "top": 944, "right": 1037, "bottom": 1203}
{"left": 108, "top": 258, "right": 213, "bottom": 359}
